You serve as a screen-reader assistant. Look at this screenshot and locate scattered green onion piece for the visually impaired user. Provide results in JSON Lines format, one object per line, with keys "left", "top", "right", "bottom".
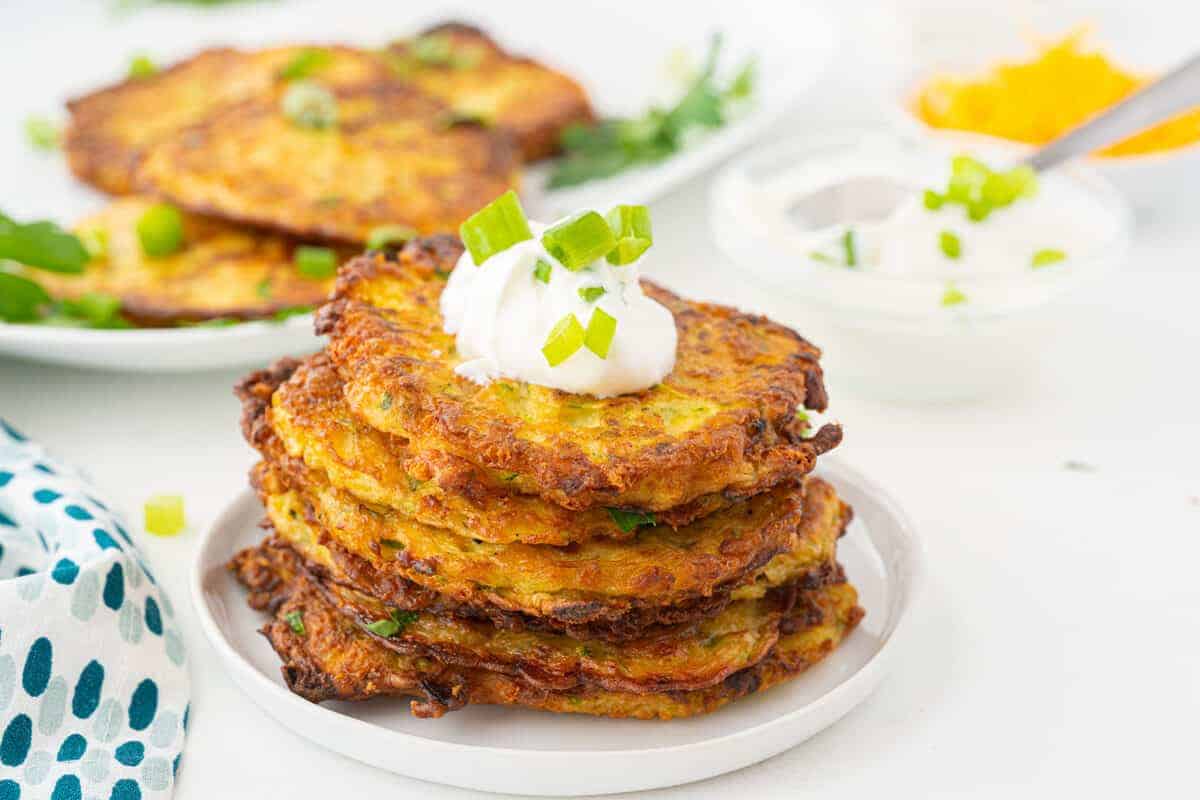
{"left": 380, "top": 393, "right": 393, "bottom": 410}
{"left": 607, "top": 508, "right": 657, "bottom": 533}
{"left": 941, "top": 284, "right": 968, "bottom": 307}
{"left": 1007, "top": 165, "right": 1038, "bottom": 200}
{"left": 966, "top": 199, "right": 992, "bottom": 222}
{"left": 294, "top": 246, "right": 337, "bottom": 279}
{"left": 605, "top": 205, "right": 653, "bottom": 265}
{"left": 809, "top": 251, "right": 836, "bottom": 264}
{"left": 281, "top": 81, "right": 338, "bottom": 129}
{"left": 24, "top": 116, "right": 60, "bottom": 151}
{"left": 128, "top": 54, "right": 158, "bottom": 79}
{"left": 78, "top": 227, "right": 108, "bottom": 261}
{"left": 1031, "top": 248, "right": 1067, "bottom": 268}
{"left": 841, "top": 229, "right": 857, "bottom": 267}
{"left": 583, "top": 307, "right": 617, "bottom": 359}
{"left": 366, "top": 224, "right": 417, "bottom": 251}
{"left": 542, "top": 211, "right": 616, "bottom": 271}
{"left": 939, "top": 230, "right": 962, "bottom": 260}
{"left": 380, "top": 537, "right": 405, "bottom": 549}
{"left": 459, "top": 189, "right": 532, "bottom": 265}
{"left": 923, "top": 189, "right": 945, "bottom": 210}
{"left": 285, "top": 611, "right": 305, "bottom": 635}
{"left": 541, "top": 313, "right": 585, "bottom": 367}
{"left": 365, "top": 609, "right": 418, "bottom": 637}
{"left": 437, "top": 109, "right": 492, "bottom": 130}
{"left": 273, "top": 305, "right": 314, "bottom": 322}
{"left": 410, "top": 34, "right": 453, "bottom": 65}
{"left": 532, "top": 258, "right": 552, "bottom": 284}
{"left": 278, "top": 48, "right": 330, "bottom": 81}
{"left": 578, "top": 286, "right": 606, "bottom": 303}
{"left": 136, "top": 203, "right": 184, "bottom": 258}
{"left": 256, "top": 278, "right": 272, "bottom": 299}
{"left": 0, "top": 273, "right": 52, "bottom": 322}
{"left": 144, "top": 494, "right": 185, "bottom": 536}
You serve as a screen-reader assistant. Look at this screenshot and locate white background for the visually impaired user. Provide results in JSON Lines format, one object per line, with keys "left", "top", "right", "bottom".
{"left": 2, "top": 0, "right": 1198, "bottom": 797}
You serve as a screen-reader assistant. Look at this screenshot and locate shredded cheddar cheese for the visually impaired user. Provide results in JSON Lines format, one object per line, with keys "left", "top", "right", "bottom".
{"left": 913, "top": 31, "right": 1200, "bottom": 157}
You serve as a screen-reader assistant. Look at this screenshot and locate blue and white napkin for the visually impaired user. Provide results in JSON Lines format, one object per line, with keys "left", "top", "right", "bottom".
{"left": 0, "top": 419, "right": 189, "bottom": 799}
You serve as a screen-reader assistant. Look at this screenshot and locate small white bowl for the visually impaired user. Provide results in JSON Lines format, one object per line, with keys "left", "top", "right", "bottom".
{"left": 710, "top": 129, "right": 1133, "bottom": 405}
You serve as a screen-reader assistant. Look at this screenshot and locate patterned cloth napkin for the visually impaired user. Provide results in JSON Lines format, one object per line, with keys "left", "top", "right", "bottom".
{"left": 0, "top": 419, "right": 189, "bottom": 799}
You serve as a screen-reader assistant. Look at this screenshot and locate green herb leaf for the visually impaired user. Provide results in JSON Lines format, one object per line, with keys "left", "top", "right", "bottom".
{"left": 24, "top": 116, "right": 60, "bottom": 152}
{"left": 1031, "top": 248, "right": 1066, "bottom": 268}
{"left": 0, "top": 273, "right": 52, "bottom": 322}
{"left": 58, "top": 293, "right": 124, "bottom": 328}
{"left": 939, "top": 230, "right": 962, "bottom": 260}
{"left": 606, "top": 507, "right": 657, "bottom": 533}
{"left": 365, "top": 608, "right": 418, "bottom": 637}
{"left": 0, "top": 213, "right": 89, "bottom": 273}
{"left": 284, "top": 610, "right": 305, "bottom": 635}
{"left": 278, "top": 48, "right": 330, "bottom": 81}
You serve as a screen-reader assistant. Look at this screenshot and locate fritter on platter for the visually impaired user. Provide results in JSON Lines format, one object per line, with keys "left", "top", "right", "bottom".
{"left": 27, "top": 197, "right": 343, "bottom": 326}
{"left": 236, "top": 355, "right": 749, "bottom": 545}
{"left": 64, "top": 46, "right": 390, "bottom": 195}
{"left": 233, "top": 544, "right": 863, "bottom": 719}
{"left": 135, "top": 82, "right": 519, "bottom": 243}
{"left": 318, "top": 240, "right": 842, "bottom": 513}
{"left": 255, "top": 459, "right": 844, "bottom": 623}
{"left": 385, "top": 22, "right": 595, "bottom": 161}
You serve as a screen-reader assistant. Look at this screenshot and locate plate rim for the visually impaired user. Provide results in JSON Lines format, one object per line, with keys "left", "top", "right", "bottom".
{"left": 189, "top": 457, "right": 924, "bottom": 767}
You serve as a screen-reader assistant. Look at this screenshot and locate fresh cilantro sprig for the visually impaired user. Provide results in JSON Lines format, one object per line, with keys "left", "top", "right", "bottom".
{"left": 547, "top": 34, "right": 756, "bottom": 188}
{"left": 0, "top": 212, "right": 105, "bottom": 325}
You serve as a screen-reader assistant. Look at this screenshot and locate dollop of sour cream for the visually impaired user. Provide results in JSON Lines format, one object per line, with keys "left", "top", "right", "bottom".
{"left": 440, "top": 221, "right": 677, "bottom": 397}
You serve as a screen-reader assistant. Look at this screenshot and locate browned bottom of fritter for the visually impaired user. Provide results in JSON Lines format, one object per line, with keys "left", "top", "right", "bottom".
{"left": 233, "top": 541, "right": 863, "bottom": 719}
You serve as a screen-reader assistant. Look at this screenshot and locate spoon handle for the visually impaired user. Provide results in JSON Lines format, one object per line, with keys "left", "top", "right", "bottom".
{"left": 1024, "top": 52, "right": 1200, "bottom": 172}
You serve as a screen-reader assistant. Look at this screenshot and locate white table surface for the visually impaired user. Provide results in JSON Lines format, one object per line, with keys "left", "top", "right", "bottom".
{"left": 3, "top": 1, "right": 1198, "bottom": 797}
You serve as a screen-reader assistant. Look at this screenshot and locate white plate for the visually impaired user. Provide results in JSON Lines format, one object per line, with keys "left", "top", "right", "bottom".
{"left": 0, "top": 0, "right": 837, "bottom": 372}
{"left": 190, "top": 459, "right": 922, "bottom": 796}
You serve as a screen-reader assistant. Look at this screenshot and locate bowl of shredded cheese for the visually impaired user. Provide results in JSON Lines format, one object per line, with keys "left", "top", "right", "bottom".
{"left": 897, "top": 30, "right": 1200, "bottom": 212}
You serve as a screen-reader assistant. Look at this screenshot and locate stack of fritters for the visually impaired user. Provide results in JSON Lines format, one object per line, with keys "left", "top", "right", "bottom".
{"left": 46, "top": 23, "right": 592, "bottom": 325}
{"left": 230, "top": 237, "right": 862, "bottom": 719}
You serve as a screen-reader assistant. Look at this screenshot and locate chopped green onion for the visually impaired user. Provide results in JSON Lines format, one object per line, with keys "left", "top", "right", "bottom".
{"left": 380, "top": 393, "right": 393, "bottom": 410}
{"left": 1031, "top": 248, "right": 1067, "bottom": 268}
{"left": 284, "top": 610, "right": 305, "bottom": 635}
{"left": 278, "top": 48, "right": 330, "bottom": 81}
{"left": 605, "top": 205, "right": 653, "bottom": 265}
{"left": 272, "top": 305, "right": 313, "bottom": 322}
{"left": 841, "top": 229, "right": 858, "bottom": 267}
{"left": 365, "top": 224, "right": 417, "bottom": 251}
{"left": 0, "top": 214, "right": 88, "bottom": 274}
{"left": 941, "top": 284, "right": 968, "bottom": 307}
{"left": 136, "top": 203, "right": 184, "bottom": 258}
{"left": 24, "top": 116, "right": 60, "bottom": 151}
{"left": 281, "top": 81, "right": 338, "bottom": 129}
{"left": 966, "top": 199, "right": 991, "bottom": 222}
{"left": 583, "top": 307, "right": 617, "bottom": 359}
{"left": 365, "top": 609, "right": 418, "bottom": 637}
{"left": 725, "top": 58, "right": 757, "bottom": 101}
{"left": 409, "top": 34, "right": 481, "bottom": 69}
{"left": 78, "top": 227, "right": 108, "bottom": 261}
{"left": 128, "top": 54, "right": 158, "bottom": 79}
{"left": 380, "top": 537, "right": 405, "bottom": 549}
{"left": 0, "top": 273, "right": 52, "bottom": 323}
{"left": 939, "top": 230, "right": 962, "bottom": 260}
{"left": 923, "top": 189, "right": 945, "bottom": 210}
{"left": 578, "top": 286, "right": 606, "bottom": 303}
{"left": 144, "top": 494, "right": 185, "bottom": 536}
{"left": 533, "top": 258, "right": 552, "bottom": 284}
{"left": 437, "top": 109, "right": 492, "bottom": 130}
{"left": 947, "top": 155, "right": 989, "bottom": 203}
{"left": 607, "top": 508, "right": 656, "bottom": 533}
{"left": 256, "top": 278, "right": 272, "bottom": 299}
{"left": 294, "top": 246, "right": 337, "bottom": 279}
{"left": 459, "top": 190, "right": 532, "bottom": 265}
{"left": 542, "top": 211, "right": 616, "bottom": 271}
{"left": 808, "top": 251, "right": 836, "bottom": 264}
{"left": 541, "top": 313, "right": 585, "bottom": 367}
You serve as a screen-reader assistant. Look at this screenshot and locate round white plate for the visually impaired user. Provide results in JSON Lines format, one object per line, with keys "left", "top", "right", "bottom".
{"left": 1, "top": 0, "right": 836, "bottom": 373}
{"left": 190, "top": 459, "right": 922, "bottom": 796}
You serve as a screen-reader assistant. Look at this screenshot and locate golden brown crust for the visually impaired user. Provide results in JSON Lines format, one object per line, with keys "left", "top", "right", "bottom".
{"left": 135, "top": 82, "right": 520, "bottom": 243}
{"left": 64, "top": 46, "right": 391, "bottom": 195}
{"left": 27, "top": 198, "right": 343, "bottom": 326}
{"left": 320, "top": 243, "right": 840, "bottom": 513}
{"left": 251, "top": 559, "right": 862, "bottom": 718}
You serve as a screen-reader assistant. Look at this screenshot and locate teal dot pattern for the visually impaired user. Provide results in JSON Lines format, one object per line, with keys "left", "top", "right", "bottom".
{"left": 0, "top": 420, "right": 189, "bottom": 798}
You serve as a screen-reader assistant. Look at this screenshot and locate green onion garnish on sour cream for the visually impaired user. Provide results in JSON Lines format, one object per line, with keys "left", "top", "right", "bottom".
{"left": 459, "top": 189, "right": 532, "bottom": 265}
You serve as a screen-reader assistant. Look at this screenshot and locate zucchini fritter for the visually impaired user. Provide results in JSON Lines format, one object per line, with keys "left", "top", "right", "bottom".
{"left": 234, "top": 539, "right": 805, "bottom": 695}
{"left": 30, "top": 198, "right": 340, "bottom": 326}
{"left": 135, "top": 82, "right": 520, "bottom": 243}
{"left": 387, "top": 22, "right": 595, "bottom": 161}
{"left": 237, "top": 551, "right": 862, "bottom": 719}
{"left": 318, "top": 241, "right": 842, "bottom": 512}
{"left": 236, "top": 355, "right": 745, "bottom": 545}
{"left": 64, "top": 46, "right": 390, "bottom": 196}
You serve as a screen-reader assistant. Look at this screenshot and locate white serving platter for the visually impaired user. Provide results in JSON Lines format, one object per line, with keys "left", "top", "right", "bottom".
{"left": 191, "top": 459, "right": 922, "bottom": 796}
{"left": 0, "top": 0, "right": 837, "bottom": 371}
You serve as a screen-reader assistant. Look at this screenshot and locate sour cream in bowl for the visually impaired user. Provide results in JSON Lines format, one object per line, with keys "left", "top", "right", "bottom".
{"left": 710, "top": 130, "right": 1132, "bottom": 404}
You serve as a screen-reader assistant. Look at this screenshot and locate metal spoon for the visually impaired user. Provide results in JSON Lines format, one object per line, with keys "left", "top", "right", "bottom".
{"left": 789, "top": 51, "right": 1200, "bottom": 229}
